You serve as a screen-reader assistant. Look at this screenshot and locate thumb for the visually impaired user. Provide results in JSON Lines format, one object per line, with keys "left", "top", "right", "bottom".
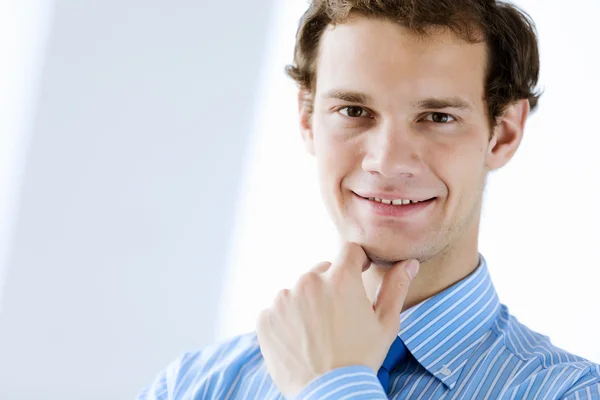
{"left": 374, "top": 259, "right": 420, "bottom": 329}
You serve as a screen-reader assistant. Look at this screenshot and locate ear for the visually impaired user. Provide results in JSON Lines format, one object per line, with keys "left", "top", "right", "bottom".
{"left": 486, "top": 99, "right": 530, "bottom": 171}
{"left": 298, "top": 89, "right": 315, "bottom": 156}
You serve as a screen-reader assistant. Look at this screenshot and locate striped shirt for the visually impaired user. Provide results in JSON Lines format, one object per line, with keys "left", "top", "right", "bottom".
{"left": 137, "top": 254, "right": 600, "bottom": 399}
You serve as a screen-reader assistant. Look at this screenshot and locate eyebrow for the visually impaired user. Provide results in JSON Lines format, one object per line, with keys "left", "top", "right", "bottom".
{"left": 323, "top": 90, "right": 373, "bottom": 104}
{"left": 323, "top": 89, "right": 473, "bottom": 111}
{"left": 412, "top": 97, "right": 474, "bottom": 111}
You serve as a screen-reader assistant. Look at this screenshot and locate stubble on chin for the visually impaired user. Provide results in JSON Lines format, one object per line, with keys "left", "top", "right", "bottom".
{"left": 364, "top": 251, "right": 401, "bottom": 269}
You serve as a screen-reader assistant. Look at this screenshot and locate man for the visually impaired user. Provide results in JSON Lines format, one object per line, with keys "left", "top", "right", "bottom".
{"left": 137, "top": 0, "right": 600, "bottom": 399}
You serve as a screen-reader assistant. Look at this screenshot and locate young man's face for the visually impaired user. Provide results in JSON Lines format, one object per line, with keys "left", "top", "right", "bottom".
{"left": 300, "top": 15, "right": 522, "bottom": 266}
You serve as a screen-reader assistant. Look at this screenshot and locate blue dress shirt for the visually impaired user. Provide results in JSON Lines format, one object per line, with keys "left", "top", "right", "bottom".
{"left": 136, "top": 254, "right": 600, "bottom": 399}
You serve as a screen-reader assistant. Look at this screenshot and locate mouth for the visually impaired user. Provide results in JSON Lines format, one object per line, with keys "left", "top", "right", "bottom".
{"left": 353, "top": 192, "right": 437, "bottom": 218}
{"left": 361, "top": 196, "right": 435, "bottom": 205}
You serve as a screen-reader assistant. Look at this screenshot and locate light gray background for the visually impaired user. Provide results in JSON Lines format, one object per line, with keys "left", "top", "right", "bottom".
{"left": 0, "top": 1, "right": 274, "bottom": 398}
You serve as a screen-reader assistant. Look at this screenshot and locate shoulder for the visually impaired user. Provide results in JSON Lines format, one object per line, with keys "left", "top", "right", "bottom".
{"left": 492, "top": 305, "right": 600, "bottom": 399}
{"left": 178, "top": 331, "right": 262, "bottom": 375}
{"left": 560, "top": 367, "right": 600, "bottom": 399}
{"left": 136, "top": 332, "right": 265, "bottom": 400}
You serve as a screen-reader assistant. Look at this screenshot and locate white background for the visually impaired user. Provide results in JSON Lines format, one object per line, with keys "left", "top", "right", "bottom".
{"left": 218, "top": 0, "right": 600, "bottom": 365}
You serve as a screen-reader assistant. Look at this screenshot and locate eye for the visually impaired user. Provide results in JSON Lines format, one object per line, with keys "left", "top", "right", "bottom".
{"left": 339, "top": 106, "right": 369, "bottom": 118}
{"left": 424, "top": 112, "right": 455, "bottom": 123}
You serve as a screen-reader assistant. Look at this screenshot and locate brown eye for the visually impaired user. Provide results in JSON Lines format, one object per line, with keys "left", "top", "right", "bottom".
{"left": 340, "top": 106, "right": 367, "bottom": 118}
{"left": 428, "top": 113, "right": 454, "bottom": 123}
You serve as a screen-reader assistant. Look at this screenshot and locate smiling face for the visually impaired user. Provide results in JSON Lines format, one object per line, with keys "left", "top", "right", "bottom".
{"left": 300, "top": 15, "right": 526, "bottom": 267}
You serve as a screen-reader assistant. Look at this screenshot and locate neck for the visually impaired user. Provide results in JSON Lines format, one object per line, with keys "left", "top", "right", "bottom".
{"left": 361, "top": 221, "right": 481, "bottom": 313}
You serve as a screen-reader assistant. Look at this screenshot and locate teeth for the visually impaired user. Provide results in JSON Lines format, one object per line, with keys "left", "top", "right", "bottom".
{"left": 368, "top": 197, "right": 424, "bottom": 205}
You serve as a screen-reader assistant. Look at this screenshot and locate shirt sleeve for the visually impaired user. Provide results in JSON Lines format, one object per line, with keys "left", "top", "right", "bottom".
{"left": 294, "top": 366, "right": 387, "bottom": 400}
{"left": 134, "top": 355, "right": 185, "bottom": 400}
{"left": 135, "top": 369, "right": 168, "bottom": 400}
{"left": 134, "top": 352, "right": 198, "bottom": 400}
{"left": 560, "top": 371, "right": 600, "bottom": 400}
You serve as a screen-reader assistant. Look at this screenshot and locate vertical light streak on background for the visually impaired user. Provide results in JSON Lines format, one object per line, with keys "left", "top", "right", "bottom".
{"left": 0, "top": 0, "right": 54, "bottom": 311}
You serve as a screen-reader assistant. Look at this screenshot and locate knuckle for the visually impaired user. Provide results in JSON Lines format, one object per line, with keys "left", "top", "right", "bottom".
{"left": 328, "top": 270, "right": 352, "bottom": 293}
{"left": 296, "top": 271, "right": 321, "bottom": 292}
{"left": 330, "top": 266, "right": 349, "bottom": 285}
{"left": 276, "top": 288, "right": 290, "bottom": 300}
{"left": 273, "top": 289, "right": 290, "bottom": 308}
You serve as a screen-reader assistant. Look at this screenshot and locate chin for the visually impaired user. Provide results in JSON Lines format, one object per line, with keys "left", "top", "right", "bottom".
{"left": 346, "top": 228, "right": 438, "bottom": 267}
{"left": 352, "top": 238, "right": 413, "bottom": 267}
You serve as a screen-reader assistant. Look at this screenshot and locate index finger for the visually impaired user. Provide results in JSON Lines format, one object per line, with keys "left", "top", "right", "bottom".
{"left": 329, "top": 242, "right": 371, "bottom": 278}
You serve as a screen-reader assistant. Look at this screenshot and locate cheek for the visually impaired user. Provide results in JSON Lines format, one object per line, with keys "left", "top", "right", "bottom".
{"left": 427, "top": 136, "right": 488, "bottom": 198}
{"left": 313, "top": 121, "right": 362, "bottom": 182}
{"left": 312, "top": 131, "right": 354, "bottom": 218}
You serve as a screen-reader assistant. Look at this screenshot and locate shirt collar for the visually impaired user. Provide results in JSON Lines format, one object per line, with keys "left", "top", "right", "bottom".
{"left": 398, "top": 253, "right": 501, "bottom": 390}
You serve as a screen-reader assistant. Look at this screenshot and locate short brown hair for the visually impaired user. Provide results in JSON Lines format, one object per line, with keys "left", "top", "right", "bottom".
{"left": 286, "top": 0, "right": 542, "bottom": 130}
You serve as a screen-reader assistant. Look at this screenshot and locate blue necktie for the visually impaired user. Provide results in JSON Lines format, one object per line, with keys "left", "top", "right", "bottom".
{"left": 377, "top": 337, "right": 408, "bottom": 393}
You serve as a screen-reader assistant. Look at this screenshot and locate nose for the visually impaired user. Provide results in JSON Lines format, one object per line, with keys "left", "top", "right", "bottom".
{"left": 361, "top": 122, "right": 422, "bottom": 178}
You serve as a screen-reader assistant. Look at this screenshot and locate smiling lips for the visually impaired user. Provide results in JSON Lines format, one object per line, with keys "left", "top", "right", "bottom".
{"left": 366, "top": 197, "right": 429, "bottom": 206}
{"left": 355, "top": 192, "right": 436, "bottom": 204}
{"left": 355, "top": 193, "right": 436, "bottom": 217}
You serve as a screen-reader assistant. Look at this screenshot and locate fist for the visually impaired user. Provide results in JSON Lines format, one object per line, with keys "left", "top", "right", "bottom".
{"left": 255, "top": 242, "right": 419, "bottom": 398}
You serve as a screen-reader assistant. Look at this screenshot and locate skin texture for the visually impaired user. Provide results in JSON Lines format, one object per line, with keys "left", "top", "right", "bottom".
{"left": 256, "top": 14, "right": 529, "bottom": 397}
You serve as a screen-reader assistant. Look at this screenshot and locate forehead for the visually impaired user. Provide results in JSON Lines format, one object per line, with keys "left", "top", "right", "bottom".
{"left": 314, "top": 16, "right": 487, "bottom": 105}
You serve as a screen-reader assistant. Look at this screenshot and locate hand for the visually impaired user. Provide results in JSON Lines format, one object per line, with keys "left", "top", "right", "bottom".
{"left": 255, "top": 242, "right": 420, "bottom": 398}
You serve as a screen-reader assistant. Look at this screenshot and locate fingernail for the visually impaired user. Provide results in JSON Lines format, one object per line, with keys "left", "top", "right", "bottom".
{"left": 406, "top": 260, "right": 420, "bottom": 281}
